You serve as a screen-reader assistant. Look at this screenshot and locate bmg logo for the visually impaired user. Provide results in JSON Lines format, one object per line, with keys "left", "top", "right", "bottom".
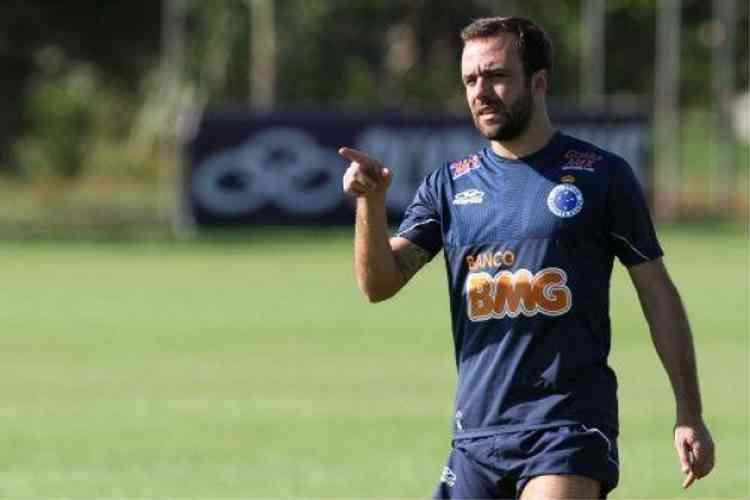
{"left": 466, "top": 268, "right": 572, "bottom": 321}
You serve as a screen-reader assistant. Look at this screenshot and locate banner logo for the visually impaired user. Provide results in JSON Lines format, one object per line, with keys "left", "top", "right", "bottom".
{"left": 186, "top": 111, "right": 649, "bottom": 227}
{"left": 192, "top": 128, "right": 342, "bottom": 216}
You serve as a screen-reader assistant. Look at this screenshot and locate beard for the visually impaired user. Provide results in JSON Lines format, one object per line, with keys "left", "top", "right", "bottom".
{"left": 472, "top": 86, "right": 533, "bottom": 142}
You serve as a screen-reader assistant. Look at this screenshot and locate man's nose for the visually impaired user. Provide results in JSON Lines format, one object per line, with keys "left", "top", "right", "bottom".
{"left": 472, "top": 77, "right": 491, "bottom": 101}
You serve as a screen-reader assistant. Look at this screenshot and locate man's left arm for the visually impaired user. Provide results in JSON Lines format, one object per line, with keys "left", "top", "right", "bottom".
{"left": 628, "top": 258, "right": 716, "bottom": 489}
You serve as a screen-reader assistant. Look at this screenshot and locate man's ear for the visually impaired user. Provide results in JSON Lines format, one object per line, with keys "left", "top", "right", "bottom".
{"left": 531, "top": 69, "right": 549, "bottom": 97}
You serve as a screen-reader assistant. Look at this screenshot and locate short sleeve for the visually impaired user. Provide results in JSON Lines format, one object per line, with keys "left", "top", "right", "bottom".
{"left": 606, "top": 159, "right": 663, "bottom": 267}
{"left": 395, "top": 172, "right": 443, "bottom": 258}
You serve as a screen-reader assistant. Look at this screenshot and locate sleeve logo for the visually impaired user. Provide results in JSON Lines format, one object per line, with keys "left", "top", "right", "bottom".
{"left": 449, "top": 154, "right": 481, "bottom": 179}
{"left": 466, "top": 268, "right": 572, "bottom": 321}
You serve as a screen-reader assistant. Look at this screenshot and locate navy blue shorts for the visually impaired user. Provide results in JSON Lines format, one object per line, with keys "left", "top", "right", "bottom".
{"left": 433, "top": 424, "right": 619, "bottom": 499}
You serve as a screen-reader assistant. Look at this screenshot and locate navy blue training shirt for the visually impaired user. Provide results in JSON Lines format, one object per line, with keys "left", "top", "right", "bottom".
{"left": 396, "top": 131, "right": 662, "bottom": 438}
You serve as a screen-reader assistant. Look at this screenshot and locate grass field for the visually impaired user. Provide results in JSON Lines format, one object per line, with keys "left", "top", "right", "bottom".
{"left": 0, "top": 224, "right": 747, "bottom": 498}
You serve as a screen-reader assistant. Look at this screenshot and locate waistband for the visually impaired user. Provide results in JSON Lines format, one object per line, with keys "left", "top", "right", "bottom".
{"left": 453, "top": 419, "right": 618, "bottom": 440}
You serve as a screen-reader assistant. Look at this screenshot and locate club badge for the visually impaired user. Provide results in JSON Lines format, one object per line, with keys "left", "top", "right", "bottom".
{"left": 547, "top": 184, "right": 584, "bottom": 218}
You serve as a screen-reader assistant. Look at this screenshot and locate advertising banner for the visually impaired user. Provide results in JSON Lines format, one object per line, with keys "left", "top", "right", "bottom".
{"left": 185, "top": 108, "right": 649, "bottom": 227}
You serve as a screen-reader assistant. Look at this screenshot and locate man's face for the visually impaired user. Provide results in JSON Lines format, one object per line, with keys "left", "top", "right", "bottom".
{"left": 461, "top": 35, "right": 533, "bottom": 142}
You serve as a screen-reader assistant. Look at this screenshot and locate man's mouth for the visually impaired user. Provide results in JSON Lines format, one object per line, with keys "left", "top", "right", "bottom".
{"left": 477, "top": 106, "right": 503, "bottom": 116}
{"left": 477, "top": 107, "right": 503, "bottom": 121}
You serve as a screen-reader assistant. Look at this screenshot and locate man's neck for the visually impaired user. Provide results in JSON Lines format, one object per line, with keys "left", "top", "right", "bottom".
{"left": 490, "top": 113, "right": 555, "bottom": 160}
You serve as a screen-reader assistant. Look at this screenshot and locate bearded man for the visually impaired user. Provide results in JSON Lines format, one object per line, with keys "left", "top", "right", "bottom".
{"left": 339, "top": 16, "right": 714, "bottom": 499}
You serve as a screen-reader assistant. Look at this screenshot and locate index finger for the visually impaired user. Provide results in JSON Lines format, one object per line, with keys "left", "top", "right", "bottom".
{"left": 338, "top": 147, "right": 381, "bottom": 168}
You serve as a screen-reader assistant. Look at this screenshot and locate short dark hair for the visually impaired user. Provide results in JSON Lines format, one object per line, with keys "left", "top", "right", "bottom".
{"left": 461, "top": 16, "right": 552, "bottom": 80}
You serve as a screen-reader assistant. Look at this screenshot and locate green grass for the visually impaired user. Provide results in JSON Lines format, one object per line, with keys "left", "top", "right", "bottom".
{"left": 0, "top": 225, "right": 747, "bottom": 498}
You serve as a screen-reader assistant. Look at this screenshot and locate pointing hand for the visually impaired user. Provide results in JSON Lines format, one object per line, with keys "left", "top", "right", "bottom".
{"left": 339, "top": 147, "right": 392, "bottom": 198}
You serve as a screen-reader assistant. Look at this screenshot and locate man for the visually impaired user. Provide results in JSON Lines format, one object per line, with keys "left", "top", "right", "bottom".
{"left": 339, "top": 16, "right": 714, "bottom": 499}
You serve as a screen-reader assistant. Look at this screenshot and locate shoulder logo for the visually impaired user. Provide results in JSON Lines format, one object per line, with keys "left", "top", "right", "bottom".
{"left": 547, "top": 184, "right": 584, "bottom": 218}
{"left": 450, "top": 154, "right": 481, "bottom": 179}
{"left": 561, "top": 150, "right": 603, "bottom": 172}
{"left": 453, "top": 189, "right": 484, "bottom": 205}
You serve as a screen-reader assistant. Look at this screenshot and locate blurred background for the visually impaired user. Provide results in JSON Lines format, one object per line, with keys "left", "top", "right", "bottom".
{"left": 0, "top": 0, "right": 748, "bottom": 498}
{"left": 0, "top": 0, "right": 748, "bottom": 234}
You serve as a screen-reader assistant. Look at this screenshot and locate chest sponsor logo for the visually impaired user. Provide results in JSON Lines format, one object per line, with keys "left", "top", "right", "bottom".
{"left": 547, "top": 184, "right": 584, "bottom": 218}
{"left": 466, "top": 268, "right": 572, "bottom": 321}
{"left": 466, "top": 249, "right": 515, "bottom": 271}
{"left": 449, "top": 154, "right": 481, "bottom": 179}
{"left": 453, "top": 189, "right": 485, "bottom": 206}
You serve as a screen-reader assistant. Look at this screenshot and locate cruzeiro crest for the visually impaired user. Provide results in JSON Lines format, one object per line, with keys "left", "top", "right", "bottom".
{"left": 547, "top": 184, "right": 584, "bottom": 218}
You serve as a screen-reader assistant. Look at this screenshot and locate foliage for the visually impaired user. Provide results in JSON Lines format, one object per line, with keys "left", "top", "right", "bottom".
{"left": 11, "top": 48, "right": 162, "bottom": 182}
{"left": 0, "top": 0, "right": 747, "bottom": 220}
{"left": 12, "top": 57, "right": 99, "bottom": 179}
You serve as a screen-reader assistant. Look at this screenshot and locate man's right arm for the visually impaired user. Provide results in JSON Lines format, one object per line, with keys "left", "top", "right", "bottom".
{"left": 341, "top": 147, "right": 431, "bottom": 303}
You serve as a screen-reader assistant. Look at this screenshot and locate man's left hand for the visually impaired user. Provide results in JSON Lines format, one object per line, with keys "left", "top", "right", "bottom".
{"left": 674, "top": 417, "right": 715, "bottom": 489}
